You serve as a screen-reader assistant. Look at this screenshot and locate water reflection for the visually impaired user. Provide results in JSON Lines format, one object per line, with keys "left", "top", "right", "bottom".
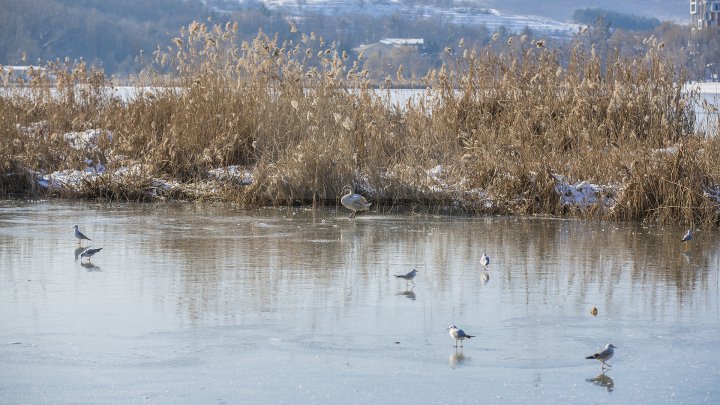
{"left": 80, "top": 262, "right": 102, "bottom": 272}
{"left": 189, "top": 217, "right": 710, "bottom": 319}
{"left": 1, "top": 205, "right": 719, "bottom": 322}
{"left": 74, "top": 246, "right": 86, "bottom": 261}
{"left": 396, "top": 288, "right": 416, "bottom": 300}
{"left": 681, "top": 251, "right": 692, "bottom": 265}
{"left": 449, "top": 349, "right": 468, "bottom": 369}
{"left": 586, "top": 372, "right": 615, "bottom": 392}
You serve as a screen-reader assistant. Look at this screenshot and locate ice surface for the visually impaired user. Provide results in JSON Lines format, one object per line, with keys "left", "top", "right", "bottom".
{"left": 1, "top": 203, "right": 719, "bottom": 403}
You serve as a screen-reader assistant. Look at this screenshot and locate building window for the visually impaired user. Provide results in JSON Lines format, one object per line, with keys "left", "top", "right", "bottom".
{"left": 691, "top": 4, "right": 696, "bottom": 13}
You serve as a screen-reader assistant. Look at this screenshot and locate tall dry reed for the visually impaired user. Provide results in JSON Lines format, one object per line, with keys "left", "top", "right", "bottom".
{"left": 1, "top": 24, "right": 718, "bottom": 226}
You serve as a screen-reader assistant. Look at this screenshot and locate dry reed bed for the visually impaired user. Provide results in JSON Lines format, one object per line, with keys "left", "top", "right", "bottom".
{"left": 1, "top": 23, "right": 720, "bottom": 226}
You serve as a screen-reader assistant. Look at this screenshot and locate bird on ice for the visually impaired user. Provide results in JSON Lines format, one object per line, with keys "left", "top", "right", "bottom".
{"left": 394, "top": 269, "right": 418, "bottom": 285}
{"left": 447, "top": 325, "right": 475, "bottom": 348}
{"left": 590, "top": 307, "right": 598, "bottom": 316}
{"left": 74, "top": 225, "right": 92, "bottom": 245}
{"left": 480, "top": 253, "right": 490, "bottom": 268}
{"left": 340, "top": 185, "right": 371, "bottom": 218}
{"left": 681, "top": 229, "right": 693, "bottom": 251}
{"left": 80, "top": 247, "right": 103, "bottom": 262}
{"left": 586, "top": 343, "right": 617, "bottom": 368}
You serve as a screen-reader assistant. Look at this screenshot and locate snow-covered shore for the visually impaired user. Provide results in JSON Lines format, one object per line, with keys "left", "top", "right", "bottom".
{"left": 16, "top": 121, "right": 720, "bottom": 213}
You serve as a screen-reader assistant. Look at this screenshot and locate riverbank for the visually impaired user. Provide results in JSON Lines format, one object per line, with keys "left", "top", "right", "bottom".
{"left": 2, "top": 24, "right": 720, "bottom": 226}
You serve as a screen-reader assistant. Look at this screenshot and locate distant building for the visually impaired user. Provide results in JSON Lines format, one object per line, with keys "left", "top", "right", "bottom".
{"left": 691, "top": 0, "right": 720, "bottom": 29}
{"left": 353, "top": 38, "right": 424, "bottom": 56}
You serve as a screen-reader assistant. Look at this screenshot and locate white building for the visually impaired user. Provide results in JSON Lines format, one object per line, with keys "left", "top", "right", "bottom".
{"left": 354, "top": 38, "right": 424, "bottom": 55}
{"left": 691, "top": 0, "right": 720, "bottom": 29}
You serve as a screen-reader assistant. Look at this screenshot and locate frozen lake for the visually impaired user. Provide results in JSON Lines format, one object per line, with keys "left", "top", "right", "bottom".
{"left": 1, "top": 201, "right": 719, "bottom": 403}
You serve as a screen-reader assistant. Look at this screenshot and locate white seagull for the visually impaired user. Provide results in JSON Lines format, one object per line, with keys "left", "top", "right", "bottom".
{"left": 80, "top": 247, "right": 103, "bottom": 262}
{"left": 394, "top": 269, "right": 418, "bottom": 285}
{"left": 447, "top": 325, "right": 475, "bottom": 348}
{"left": 480, "top": 253, "right": 490, "bottom": 268}
{"left": 681, "top": 229, "right": 693, "bottom": 251}
{"left": 586, "top": 343, "right": 617, "bottom": 368}
{"left": 74, "top": 225, "right": 92, "bottom": 245}
{"left": 340, "top": 185, "right": 372, "bottom": 218}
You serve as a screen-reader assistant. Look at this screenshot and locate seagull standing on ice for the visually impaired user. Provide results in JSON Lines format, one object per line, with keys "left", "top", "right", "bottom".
{"left": 480, "top": 253, "right": 490, "bottom": 268}
{"left": 586, "top": 343, "right": 617, "bottom": 368}
{"left": 394, "top": 269, "right": 418, "bottom": 285}
{"left": 74, "top": 225, "right": 92, "bottom": 245}
{"left": 340, "top": 185, "right": 372, "bottom": 218}
{"left": 447, "top": 325, "right": 475, "bottom": 348}
{"left": 681, "top": 229, "right": 693, "bottom": 251}
{"left": 80, "top": 247, "right": 103, "bottom": 262}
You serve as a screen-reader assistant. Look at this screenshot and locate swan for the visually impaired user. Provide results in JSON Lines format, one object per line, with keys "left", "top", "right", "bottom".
{"left": 340, "top": 185, "right": 371, "bottom": 218}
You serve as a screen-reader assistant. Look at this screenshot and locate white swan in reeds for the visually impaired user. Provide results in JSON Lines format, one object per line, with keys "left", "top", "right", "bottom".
{"left": 341, "top": 185, "right": 371, "bottom": 218}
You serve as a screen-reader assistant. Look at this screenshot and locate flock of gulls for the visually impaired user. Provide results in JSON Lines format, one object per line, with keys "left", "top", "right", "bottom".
{"left": 339, "top": 187, "right": 701, "bottom": 375}
{"left": 67, "top": 188, "right": 695, "bottom": 378}
{"left": 392, "top": 248, "right": 618, "bottom": 369}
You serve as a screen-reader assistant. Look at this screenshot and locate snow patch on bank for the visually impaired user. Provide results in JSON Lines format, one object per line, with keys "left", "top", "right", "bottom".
{"left": 704, "top": 185, "right": 720, "bottom": 206}
{"left": 553, "top": 174, "right": 617, "bottom": 208}
{"left": 19, "top": 123, "right": 256, "bottom": 196}
{"left": 207, "top": 165, "right": 253, "bottom": 185}
{"left": 63, "top": 129, "right": 113, "bottom": 150}
{"left": 15, "top": 123, "right": 626, "bottom": 211}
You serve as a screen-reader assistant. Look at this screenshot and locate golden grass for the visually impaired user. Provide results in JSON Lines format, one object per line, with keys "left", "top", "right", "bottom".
{"left": 1, "top": 23, "right": 719, "bottom": 226}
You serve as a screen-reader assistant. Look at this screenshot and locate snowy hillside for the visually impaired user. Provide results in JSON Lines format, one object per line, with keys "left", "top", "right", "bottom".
{"left": 210, "top": 0, "right": 583, "bottom": 37}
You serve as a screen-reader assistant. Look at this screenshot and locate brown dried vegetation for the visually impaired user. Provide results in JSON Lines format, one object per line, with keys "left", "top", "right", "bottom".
{"left": 1, "top": 23, "right": 719, "bottom": 226}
